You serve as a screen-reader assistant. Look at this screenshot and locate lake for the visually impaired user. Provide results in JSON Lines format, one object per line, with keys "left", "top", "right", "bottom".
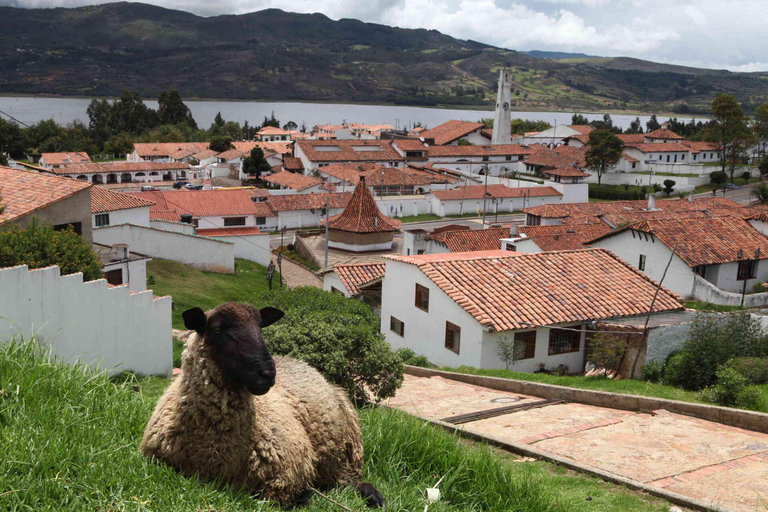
{"left": 0, "top": 96, "right": 690, "bottom": 131}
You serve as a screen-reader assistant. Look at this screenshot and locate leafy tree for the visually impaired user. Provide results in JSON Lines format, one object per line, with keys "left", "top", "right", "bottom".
{"left": 571, "top": 113, "right": 589, "bottom": 125}
{"left": 585, "top": 129, "right": 623, "bottom": 186}
{"left": 754, "top": 183, "right": 768, "bottom": 203}
{"left": 663, "top": 179, "right": 676, "bottom": 196}
{"left": 0, "top": 218, "right": 102, "bottom": 281}
{"left": 645, "top": 114, "right": 661, "bottom": 132}
{"left": 587, "top": 333, "right": 628, "bottom": 372}
{"left": 590, "top": 113, "right": 621, "bottom": 133}
{"left": 627, "top": 117, "right": 644, "bottom": 134}
{"left": 262, "top": 111, "right": 280, "bottom": 128}
{"left": 241, "top": 146, "right": 272, "bottom": 176}
{"left": 208, "top": 135, "right": 233, "bottom": 153}
{"left": 0, "top": 118, "right": 26, "bottom": 158}
{"left": 253, "top": 286, "right": 403, "bottom": 401}
{"left": 0, "top": 152, "right": 7, "bottom": 166}
{"left": 509, "top": 118, "right": 551, "bottom": 134}
{"left": 104, "top": 132, "right": 135, "bottom": 156}
{"left": 112, "top": 90, "right": 160, "bottom": 135}
{"left": 135, "top": 124, "right": 186, "bottom": 143}
{"left": 710, "top": 94, "right": 755, "bottom": 181}
{"left": 283, "top": 121, "right": 298, "bottom": 131}
{"left": 709, "top": 170, "right": 727, "bottom": 185}
{"left": 213, "top": 111, "right": 225, "bottom": 128}
{"left": 157, "top": 89, "right": 197, "bottom": 129}
{"left": 495, "top": 334, "right": 517, "bottom": 370}
{"left": 753, "top": 102, "right": 768, "bottom": 159}
{"left": 759, "top": 156, "right": 768, "bottom": 179}
{"left": 456, "top": 138, "right": 473, "bottom": 146}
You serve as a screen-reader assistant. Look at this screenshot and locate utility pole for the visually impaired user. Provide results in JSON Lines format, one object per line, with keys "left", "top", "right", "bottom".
{"left": 324, "top": 193, "right": 330, "bottom": 269}
{"left": 482, "top": 165, "right": 490, "bottom": 227}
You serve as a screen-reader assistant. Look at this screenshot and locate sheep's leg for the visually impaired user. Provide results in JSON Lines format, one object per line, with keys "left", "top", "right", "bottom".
{"left": 358, "top": 482, "right": 385, "bottom": 509}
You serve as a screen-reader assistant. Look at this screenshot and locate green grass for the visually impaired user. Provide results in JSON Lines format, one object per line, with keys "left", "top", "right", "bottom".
{"left": 0, "top": 339, "right": 672, "bottom": 511}
{"left": 441, "top": 366, "right": 768, "bottom": 413}
{"left": 399, "top": 213, "right": 442, "bottom": 223}
{"left": 633, "top": 171, "right": 702, "bottom": 177}
{"left": 685, "top": 300, "right": 745, "bottom": 312}
{"left": 147, "top": 258, "right": 276, "bottom": 329}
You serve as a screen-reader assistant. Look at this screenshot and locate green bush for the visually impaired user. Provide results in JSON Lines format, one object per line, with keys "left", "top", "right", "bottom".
{"left": 663, "top": 179, "right": 676, "bottom": 196}
{"left": 742, "top": 171, "right": 752, "bottom": 181}
{"left": 588, "top": 185, "right": 643, "bottom": 200}
{"left": 0, "top": 217, "right": 102, "bottom": 281}
{"left": 642, "top": 360, "right": 663, "bottom": 383}
{"left": 396, "top": 348, "right": 430, "bottom": 368}
{"left": 664, "top": 313, "right": 768, "bottom": 390}
{"left": 709, "top": 170, "right": 727, "bottom": 185}
{"left": 253, "top": 287, "right": 403, "bottom": 401}
{"left": 700, "top": 366, "right": 762, "bottom": 410}
{"left": 723, "top": 357, "right": 768, "bottom": 384}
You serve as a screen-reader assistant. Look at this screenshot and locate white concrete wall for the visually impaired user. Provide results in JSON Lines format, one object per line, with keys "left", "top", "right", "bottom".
{"left": 323, "top": 272, "right": 351, "bottom": 297}
{"left": 206, "top": 233, "right": 271, "bottom": 267}
{"left": 93, "top": 224, "right": 235, "bottom": 274}
{"left": 585, "top": 172, "right": 707, "bottom": 189}
{"left": 196, "top": 214, "right": 258, "bottom": 230}
{"left": 376, "top": 196, "right": 432, "bottom": 217}
{"left": 380, "top": 260, "right": 487, "bottom": 367}
{"left": 93, "top": 206, "right": 150, "bottom": 228}
{"left": 149, "top": 220, "right": 197, "bottom": 235}
{"left": 0, "top": 265, "right": 172, "bottom": 376}
{"left": 480, "top": 326, "right": 587, "bottom": 373}
{"left": 277, "top": 208, "right": 345, "bottom": 229}
{"left": 646, "top": 323, "right": 692, "bottom": 364}
{"left": 425, "top": 156, "right": 523, "bottom": 177}
{"left": 713, "top": 260, "right": 768, "bottom": 294}
{"left": 501, "top": 237, "right": 542, "bottom": 253}
{"left": 101, "top": 258, "right": 148, "bottom": 292}
{"left": 749, "top": 219, "right": 768, "bottom": 236}
{"left": 590, "top": 230, "right": 695, "bottom": 298}
{"left": 431, "top": 194, "right": 558, "bottom": 217}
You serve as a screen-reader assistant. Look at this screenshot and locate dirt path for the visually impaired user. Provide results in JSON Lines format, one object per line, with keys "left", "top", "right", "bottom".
{"left": 389, "top": 374, "right": 768, "bottom": 512}
{"left": 271, "top": 254, "right": 322, "bottom": 289}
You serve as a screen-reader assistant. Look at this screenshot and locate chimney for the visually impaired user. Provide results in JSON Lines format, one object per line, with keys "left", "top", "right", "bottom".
{"left": 110, "top": 243, "right": 129, "bottom": 262}
{"left": 647, "top": 194, "right": 656, "bottom": 211}
{"left": 180, "top": 214, "right": 193, "bottom": 224}
{"left": 688, "top": 192, "right": 694, "bottom": 202}
{"left": 509, "top": 224, "right": 519, "bottom": 236}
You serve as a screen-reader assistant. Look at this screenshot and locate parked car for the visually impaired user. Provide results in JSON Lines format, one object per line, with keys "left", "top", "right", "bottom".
{"left": 184, "top": 183, "right": 204, "bottom": 190}
{"left": 172, "top": 181, "right": 187, "bottom": 189}
{"left": 140, "top": 185, "right": 157, "bottom": 191}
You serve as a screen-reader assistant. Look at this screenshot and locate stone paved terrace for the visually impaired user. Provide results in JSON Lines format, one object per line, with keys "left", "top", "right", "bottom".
{"left": 299, "top": 234, "right": 403, "bottom": 270}
{"left": 388, "top": 374, "right": 768, "bottom": 512}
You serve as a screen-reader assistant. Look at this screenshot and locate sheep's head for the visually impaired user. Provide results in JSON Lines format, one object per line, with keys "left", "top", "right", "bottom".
{"left": 182, "top": 302, "right": 284, "bottom": 395}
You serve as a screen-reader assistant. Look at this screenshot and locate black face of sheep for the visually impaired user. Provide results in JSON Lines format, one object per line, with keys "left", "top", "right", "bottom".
{"left": 182, "top": 303, "right": 284, "bottom": 395}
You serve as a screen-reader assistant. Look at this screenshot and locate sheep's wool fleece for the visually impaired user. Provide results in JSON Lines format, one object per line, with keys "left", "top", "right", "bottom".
{"left": 140, "top": 333, "right": 364, "bottom": 505}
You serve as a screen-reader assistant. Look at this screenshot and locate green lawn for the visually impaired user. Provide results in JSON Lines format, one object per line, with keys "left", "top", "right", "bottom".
{"left": 633, "top": 171, "right": 701, "bottom": 177}
{"left": 0, "top": 340, "right": 673, "bottom": 511}
{"left": 399, "top": 213, "right": 442, "bottom": 223}
{"left": 440, "top": 366, "right": 768, "bottom": 413}
{"left": 685, "top": 300, "right": 744, "bottom": 312}
{"left": 147, "top": 258, "right": 276, "bottom": 329}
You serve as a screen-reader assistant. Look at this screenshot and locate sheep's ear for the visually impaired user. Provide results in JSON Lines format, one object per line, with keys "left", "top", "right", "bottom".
{"left": 182, "top": 307, "right": 207, "bottom": 334}
{"left": 259, "top": 307, "right": 284, "bottom": 328}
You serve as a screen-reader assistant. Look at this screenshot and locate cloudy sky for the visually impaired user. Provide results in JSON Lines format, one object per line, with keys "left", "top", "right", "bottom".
{"left": 4, "top": 0, "right": 768, "bottom": 71}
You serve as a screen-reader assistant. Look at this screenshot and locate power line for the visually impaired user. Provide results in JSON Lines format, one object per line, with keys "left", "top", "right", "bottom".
{"left": 0, "top": 110, "right": 31, "bottom": 128}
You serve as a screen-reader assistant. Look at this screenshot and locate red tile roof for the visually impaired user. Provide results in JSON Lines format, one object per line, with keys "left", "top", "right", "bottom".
{"left": 268, "top": 192, "right": 352, "bottom": 212}
{"left": 526, "top": 145, "right": 585, "bottom": 168}
{"left": 425, "top": 144, "right": 533, "bottom": 158}
{"left": 524, "top": 197, "right": 742, "bottom": 219}
{"left": 431, "top": 185, "right": 561, "bottom": 201}
{"left": 589, "top": 216, "right": 768, "bottom": 268}
{"left": 645, "top": 128, "right": 684, "bottom": 140}
{"left": 126, "top": 189, "right": 275, "bottom": 220}
{"left": 216, "top": 149, "right": 245, "bottom": 161}
{"left": 333, "top": 262, "right": 386, "bottom": 296}
{"left": 233, "top": 141, "right": 293, "bottom": 155}
{"left": 53, "top": 161, "right": 190, "bottom": 175}
{"left": 418, "top": 120, "right": 485, "bottom": 145}
{"left": 40, "top": 152, "right": 91, "bottom": 166}
{"left": 91, "top": 186, "right": 155, "bottom": 214}
{"left": 385, "top": 249, "right": 684, "bottom": 331}
{"left": 0, "top": 166, "right": 92, "bottom": 224}
{"left": 296, "top": 139, "right": 404, "bottom": 163}
{"left": 192, "top": 149, "right": 219, "bottom": 160}
{"left": 568, "top": 125, "right": 595, "bottom": 135}
{"left": 517, "top": 223, "right": 612, "bottom": 251}
{"left": 133, "top": 142, "right": 209, "bottom": 158}
{"left": 617, "top": 133, "right": 646, "bottom": 144}
{"left": 318, "top": 163, "right": 432, "bottom": 187}
{"left": 428, "top": 227, "right": 509, "bottom": 252}
{"left": 283, "top": 156, "right": 304, "bottom": 171}
{"left": 257, "top": 126, "right": 293, "bottom": 135}
{"left": 540, "top": 167, "right": 591, "bottom": 178}
{"left": 196, "top": 227, "right": 264, "bottom": 237}
{"left": 327, "top": 178, "right": 401, "bottom": 233}
{"left": 264, "top": 171, "right": 323, "bottom": 191}
{"left": 392, "top": 139, "right": 428, "bottom": 151}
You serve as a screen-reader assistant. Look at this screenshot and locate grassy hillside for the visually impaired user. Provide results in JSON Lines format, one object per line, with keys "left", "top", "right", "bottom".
{"left": 2, "top": 2, "right": 768, "bottom": 113}
{"left": 0, "top": 340, "right": 673, "bottom": 510}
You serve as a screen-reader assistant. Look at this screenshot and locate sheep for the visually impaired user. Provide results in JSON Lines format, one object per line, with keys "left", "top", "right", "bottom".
{"left": 140, "top": 302, "right": 385, "bottom": 508}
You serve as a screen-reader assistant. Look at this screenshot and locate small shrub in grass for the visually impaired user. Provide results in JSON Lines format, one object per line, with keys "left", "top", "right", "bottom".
{"left": 397, "top": 348, "right": 430, "bottom": 367}
{"left": 723, "top": 357, "right": 768, "bottom": 384}
{"left": 642, "top": 360, "right": 663, "bottom": 383}
{"left": 742, "top": 171, "right": 752, "bottom": 182}
{"left": 710, "top": 170, "right": 727, "bottom": 185}
{"left": 700, "top": 367, "right": 763, "bottom": 410}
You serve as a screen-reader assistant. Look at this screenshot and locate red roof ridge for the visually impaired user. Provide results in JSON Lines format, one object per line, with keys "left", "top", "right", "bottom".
{"left": 327, "top": 177, "right": 401, "bottom": 233}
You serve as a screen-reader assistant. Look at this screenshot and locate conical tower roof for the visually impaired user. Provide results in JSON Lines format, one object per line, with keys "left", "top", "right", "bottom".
{"left": 327, "top": 177, "right": 401, "bottom": 233}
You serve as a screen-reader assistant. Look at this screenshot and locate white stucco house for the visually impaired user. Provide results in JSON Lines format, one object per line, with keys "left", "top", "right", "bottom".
{"left": 380, "top": 249, "right": 684, "bottom": 372}
{"left": 428, "top": 184, "right": 563, "bottom": 217}
{"left": 91, "top": 186, "right": 154, "bottom": 228}
{"left": 268, "top": 192, "right": 352, "bottom": 230}
{"left": 588, "top": 215, "right": 768, "bottom": 298}
{"left": 417, "top": 120, "right": 487, "bottom": 146}
{"left": 501, "top": 223, "right": 612, "bottom": 253}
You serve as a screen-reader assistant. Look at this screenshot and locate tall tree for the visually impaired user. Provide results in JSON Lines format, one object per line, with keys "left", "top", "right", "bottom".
{"left": 571, "top": 113, "right": 589, "bottom": 125}
{"left": 158, "top": 89, "right": 197, "bottom": 129}
{"left": 283, "top": 121, "right": 298, "bottom": 131}
{"left": 213, "top": 111, "right": 225, "bottom": 127}
{"left": 209, "top": 135, "right": 233, "bottom": 153}
{"left": 262, "top": 111, "right": 280, "bottom": 128}
{"left": 112, "top": 90, "right": 159, "bottom": 135}
{"left": 645, "top": 114, "right": 661, "bottom": 132}
{"left": 753, "top": 102, "right": 768, "bottom": 159}
{"left": 627, "top": 117, "right": 644, "bottom": 134}
{"left": 585, "top": 129, "right": 623, "bottom": 186}
{"left": 710, "top": 94, "right": 754, "bottom": 181}
{"left": 242, "top": 146, "right": 272, "bottom": 177}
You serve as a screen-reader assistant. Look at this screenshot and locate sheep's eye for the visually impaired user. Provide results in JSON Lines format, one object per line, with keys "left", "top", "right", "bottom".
{"left": 211, "top": 326, "right": 222, "bottom": 334}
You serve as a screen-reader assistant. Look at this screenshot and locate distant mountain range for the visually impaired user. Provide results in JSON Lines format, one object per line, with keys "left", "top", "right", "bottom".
{"left": 1, "top": 2, "right": 767, "bottom": 113}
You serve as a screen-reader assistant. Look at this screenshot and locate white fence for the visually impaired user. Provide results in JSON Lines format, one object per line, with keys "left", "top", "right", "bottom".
{"left": 691, "top": 274, "right": 768, "bottom": 308}
{"left": 0, "top": 265, "right": 172, "bottom": 376}
{"left": 149, "top": 219, "right": 197, "bottom": 235}
{"left": 94, "top": 224, "right": 235, "bottom": 274}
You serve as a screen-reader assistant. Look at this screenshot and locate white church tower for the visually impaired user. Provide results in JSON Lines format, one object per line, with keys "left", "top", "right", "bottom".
{"left": 491, "top": 69, "right": 512, "bottom": 145}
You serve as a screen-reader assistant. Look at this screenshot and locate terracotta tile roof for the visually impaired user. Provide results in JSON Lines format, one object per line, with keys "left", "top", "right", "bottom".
{"left": 216, "top": 149, "right": 245, "bottom": 161}
{"left": 526, "top": 145, "right": 584, "bottom": 168}
{"left": 517, "top": 223, "right": 612, "bottom": 251}
{"left": 196, "top": 227, "right": 264, "bottom": 237}
{"left": 40, "top": 152, "right": 91, "bottom": 166}
{"left": 264, "top": 171, "right": 323, "bottom": 191}
{"left": 246, "top": 188, "right": 271, "bottom": 199}
{"left": 192, "top": 149, "right": 219, "bottom": 160}
{"left": 428, "top": 227, "right": 509, "bottom": 252}
{"left": 257, "top": 126, "right": 292, "bottom": 135}
{"left": 91, "top": 186, "right": 155, "bottom": 214}
{"left": 617, "top": 133, "right": 646, "bottom": 144}
{"left": 283, "top": 156, "right": 304, "bottom": 171}
{"left": 268, "top": 192, "right": 352, "bottom": 212}
{"left": 0, "top": 166, "right": 92, "bottom": 224}
{"left": 524, "top": 197, "right": 742, "bottom": 219}
{"left": 392, "top": 139, "right": 428, "bottom": 151}
{"left": 327, "top": 178, "right": 401, "bottom": 233}
{"left": 232, "top": 141, "right": 293, "bottom": 155}
{"left": 403, "top": 164, "right": 461, "bottom": 184}
{"left": 431, "top": 184, "right": 561, "bottom": 201}
{"left": 623, "top": 154, "right": 639, "bottom": 163}
{"left": 625, "top": 142, "right": 719, "bottom": 154}
{"left": 568, "top": 125, "right": 595, "bottom": 135}
{"left": 589, "top": 216, "right": 768, "bottom": 268}
{"left": 333, "top": 262, "right": 386, "bottom": 296}
{"left": 385, "top": 249, "right": 684, "bottom": 331}
{"left": 133, "top": 142, "right": 209, "bottom": 158}
{"left": 296, "top": 139, "right": 404, "bottom": 163}
{"left": 319, "top": 163, "right": 433, "bottom": 187}
{"left": 126, "top": 189, "right": 275, "bottom": 220}
{"left": 53, "top": 161, "right": 190, "bottom": 175}
{"left": 540, "top": 167, "right": 591, "bottom": 178}
{"left": 645, "top": 128, "right": 684, "bottom": 140}
{"left": 425, "top": 144, "right": 533, "bottom": 158}
{"left": 418, "top": 120, "right": 485, "bottom": 145}
{"left": 681, "top": 141, "right": 721, "bottom": 153}
{"left": 552, "top": 145, "right": 588, "bottom": 167}
{"left": 169, "top": 148, "right": 196, "bottom": 160}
